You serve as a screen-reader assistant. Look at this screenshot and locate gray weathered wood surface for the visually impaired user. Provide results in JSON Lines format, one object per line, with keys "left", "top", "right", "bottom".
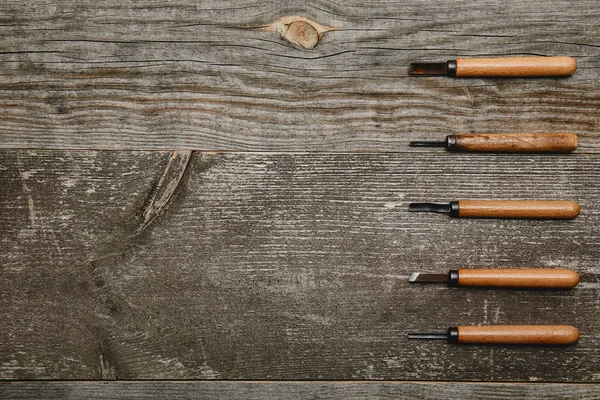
{"left": 1, "top": 150, "right": 599, "bottom": 381}
{"left": 1, "top": 0, "right": 599, "bottom": 396}
{"left": 0, "top": 0, "right": 598, "bottom": 151}
{"left": 2, "top": 381, "right": 600, "bottom": 400}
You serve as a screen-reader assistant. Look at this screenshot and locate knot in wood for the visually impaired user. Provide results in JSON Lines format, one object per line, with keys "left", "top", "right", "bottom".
{"left": 286, "top": 21, "right": 319, "bottom": 49}
{"left": 264, "top": 16, "right": 338, "bottom": 49}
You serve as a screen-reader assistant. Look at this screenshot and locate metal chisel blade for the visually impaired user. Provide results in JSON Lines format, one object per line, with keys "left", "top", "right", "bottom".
{"left": 409, "top": 140, "right": 447, "bottom": 147}
{"left": 408, "top": 332, "right": 448, "bottom": 340}
{"left": 408, "top": 202, "right": 451, "bottom": 214}
{"left": 408, "top": 62, "right": 447, "bottom": 76}
{"left": 408, "top": 272, "right": 448, "bottom": 283}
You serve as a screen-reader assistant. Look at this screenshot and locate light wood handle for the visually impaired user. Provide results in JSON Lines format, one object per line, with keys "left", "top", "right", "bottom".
{"left": 457, "top": 268, "right": 580, "bottom": 288}
{"left": 455, "top": 56, "right": 577, "bottom": 77}
{"left": 458, "top": 325, "right": 580, "bottom": 345}
{"left": 457, "top": 200, "right": 580, "bottom": 219}
{"left": 452, "top": 133, "right": 578, "bottom": 153}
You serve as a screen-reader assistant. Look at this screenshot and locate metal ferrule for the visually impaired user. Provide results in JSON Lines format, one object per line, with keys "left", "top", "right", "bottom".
{"left": 447, "top": 270, "right": 459, "bottom": 286}
{"left": 446, "top": 135, "right": 457, "bottom": 151}
{"left": 449, "top": 201, "right": 460, "bottom": 217}
{"left": 447, "top": 327, "right": 459, "bottom": 344}
{"left": 446, "top": 60, "right": 457, "bottom": 77}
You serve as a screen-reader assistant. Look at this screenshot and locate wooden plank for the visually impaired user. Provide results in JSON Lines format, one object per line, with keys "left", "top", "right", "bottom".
{"left": 0, "top": 150, "right": 172, "bottom": 379}
{"left": 0, "top": 0, "right": 598, "bottom": 151}
{"left": 1, "top": 150, "right": 599, "bottom": 381}
{"left": 2, "top": 381, "right": 600, "bottom": 400}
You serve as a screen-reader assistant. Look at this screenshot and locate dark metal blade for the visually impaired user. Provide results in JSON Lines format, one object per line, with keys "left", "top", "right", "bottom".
{"left": 408, "top": 332, "right": 449, "bottom": 340}
{"left": 409, "top": 140, "right": 447, "bottom": 147}
{"left": 409, "top": 62, "right": 448, "bottom": 76}
{"left": 408, "top": 202, "right": 451, "bottom": 214}
{"left": 408, "top": 272, "right": 448, "bottom": 283}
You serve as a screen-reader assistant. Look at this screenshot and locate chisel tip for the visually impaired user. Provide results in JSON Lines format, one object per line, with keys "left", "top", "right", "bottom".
{"left": 408, "top": 273, "right": 448, "bottom": 283}
{"left": 408, "top": 62, "right": 448, "bottom": 76}
{"left": 408, "top": 332, "right": 449, "bottom": 340}
{"left": 409, "top": 202, "right": 452, "bottom": 214}
{"left": 409, "top": 140, "right": 447, "bottom": 148}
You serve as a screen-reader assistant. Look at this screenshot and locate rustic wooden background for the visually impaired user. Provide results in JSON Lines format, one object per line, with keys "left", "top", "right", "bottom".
{"left": 1, "top": 0, "right": 599, "bottom": 398}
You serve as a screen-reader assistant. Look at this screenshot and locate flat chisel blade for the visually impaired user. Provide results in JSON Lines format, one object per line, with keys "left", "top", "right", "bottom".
{"left": 408, "top": 332, "right": 448, "bottom": 340}
{"left": 408, "top": 273, "right": 448, "bottom": 283}
{"left": 409, "top": 62, "right": 447, "bottom": 76}
{"left": 409, "top": 140, "right": 447, "bottom": 147}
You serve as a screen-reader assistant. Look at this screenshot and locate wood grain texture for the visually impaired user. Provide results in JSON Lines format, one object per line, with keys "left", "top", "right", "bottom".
{"left": 456, "top": 325, "right": 580, "bottom": 345}
{"left": 455, "top": 56, "right": 577, "bottom": 77}
{"left": 1, "top": 150, "right": 600, "bottom": 381}
{"left": 457, "top": 200, "right": 580, "bottom": 219}
{"left": 0, "top": 150, "right": 173, "bottom": 379}
{"left": 457, "top": 268, "right": 580, "bottom": 288}
{"left": 0, "top": 0, "right": 599, "bottom": 151}
{"left": 452, "top": 133, "right": 578, "bottom": 153}
{"left": 2, "top": 381, "right": 600, "bottom": 400}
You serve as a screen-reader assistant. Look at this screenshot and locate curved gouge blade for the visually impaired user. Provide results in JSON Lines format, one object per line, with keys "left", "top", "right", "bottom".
{"left": 408, "top": 202, "right": 451, "bottom": 214}
{"left": 409, "top": 62, "right": 447, "bottom": 76}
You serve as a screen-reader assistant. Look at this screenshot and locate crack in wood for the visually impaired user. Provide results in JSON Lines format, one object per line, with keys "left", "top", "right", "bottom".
{"left": 136, "top": 150, "right": 194, "bottom": 235}
{"left": 98, "top": 341, "right": 118, "bottom": 380}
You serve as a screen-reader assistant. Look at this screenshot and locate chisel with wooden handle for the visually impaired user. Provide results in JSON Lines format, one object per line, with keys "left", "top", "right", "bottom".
{"left": 409, "top": 200, "right": 580, "bottom": 219}
{"left": 409, "top": 56, "right": 577, "bottom": 77}
{"left": 408, "top": 325, "right": 580, "bottom": 345}
{"left": 409, "top": 133, "right": 578, "bottom": 153}
{"left": 408, "top": 268, "right": 580, "bottom": 288}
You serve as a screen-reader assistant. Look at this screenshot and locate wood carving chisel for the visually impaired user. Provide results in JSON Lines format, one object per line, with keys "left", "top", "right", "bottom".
{"left": 408, "top": 325, "right": 580, "bottom": 345}
{"left": 408, "top": 56, "right": 577, "bottom": 77}
{"left": 408, "top": 268, "right": 579, "bottom": 288}
{"left": 408, "top": 200, "right": 580, "bottom": 219}
{"left": 409, "top": 133, "right": 578, "bottom": 153}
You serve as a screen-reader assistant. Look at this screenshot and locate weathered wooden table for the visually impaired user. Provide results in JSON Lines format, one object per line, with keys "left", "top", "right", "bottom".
{"left": 1, "top": 1, "right": 599, "bottom": 398}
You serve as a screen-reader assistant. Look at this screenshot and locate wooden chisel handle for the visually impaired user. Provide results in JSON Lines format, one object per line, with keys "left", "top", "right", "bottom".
{"left": 456, "top": 325, "right": 580, "bottom": 345}
{"left": 449, "top": 133, "right": 577, "bottom": 153}
{"left": 456, "top": 200, "right": 580, "bottom": 219}
{"left": 456, "top": 268, "right": 579, "bottom": 288}
{"left": 455, "top": 56, "right": 577, "bottom": 77}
